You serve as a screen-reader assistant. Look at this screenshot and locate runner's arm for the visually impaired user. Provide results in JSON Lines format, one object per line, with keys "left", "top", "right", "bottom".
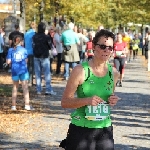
{"left": 61, "top": 65, "right": 90, "bottom": 108}
{"left": 61, "top": 65, "right": 102, "bottom": 108}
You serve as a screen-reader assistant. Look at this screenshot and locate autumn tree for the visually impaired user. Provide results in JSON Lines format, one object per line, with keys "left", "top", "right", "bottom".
{"left": 23, "top": 0, "right": 150, "bottom": 30}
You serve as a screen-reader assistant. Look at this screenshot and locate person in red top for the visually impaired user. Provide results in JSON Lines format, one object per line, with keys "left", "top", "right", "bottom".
{"left": 85, "top": 33, "right": 94, "bottom": 61}
{"left": 114, "top": 33, "right": 128, "bottom": 87}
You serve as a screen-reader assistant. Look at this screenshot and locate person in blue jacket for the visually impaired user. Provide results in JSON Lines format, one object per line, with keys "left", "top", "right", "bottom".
{"left": 24, "top": 22, "right": 36, "bottom": 86}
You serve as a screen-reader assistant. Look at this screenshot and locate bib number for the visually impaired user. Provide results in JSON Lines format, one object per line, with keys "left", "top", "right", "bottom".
{"left": 85, "top": 102, "right": 110, "bottom": 121}
{"left": 116, "top": 51, "right": 122, "bottom": 56}
{"left": 133, "top": 44, "right": 138, "bottom": 50}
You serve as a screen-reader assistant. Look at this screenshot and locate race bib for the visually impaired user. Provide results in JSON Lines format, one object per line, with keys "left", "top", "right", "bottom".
{"left": 85, "top": 102, "right": 110, "bottom": 121}
{"left": 88, "top": 49, "right": 94, "bottom": 54}
{"left": 116, "top": 51, "right": 122, "bottom": 56}
{"left": 133, "top": 44, "right": 138, "bottom": 50}
{"left": 14, "top": 52, "right": 23, "bottom": 62}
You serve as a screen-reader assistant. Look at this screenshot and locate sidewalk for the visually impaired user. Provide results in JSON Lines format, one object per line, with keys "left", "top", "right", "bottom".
{"left": 0, "top": 55, "right": 150, "bottom": 150}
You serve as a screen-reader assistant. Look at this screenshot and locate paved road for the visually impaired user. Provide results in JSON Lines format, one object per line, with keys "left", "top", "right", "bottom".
{"left": 0, "top": 56, "right": 150, "bottom": 150}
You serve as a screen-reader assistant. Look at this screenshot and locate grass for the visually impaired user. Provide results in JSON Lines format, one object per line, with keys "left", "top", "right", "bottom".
{"left": 0, "top": 85, "right": 25, "bottom": 97}
{"left": 0, "top": 86, "right": 12, "bottom": 97}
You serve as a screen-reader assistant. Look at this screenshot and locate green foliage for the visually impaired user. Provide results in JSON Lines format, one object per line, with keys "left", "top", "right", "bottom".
{"left": 24, "top": 0, "right": 150, "bottom": 30}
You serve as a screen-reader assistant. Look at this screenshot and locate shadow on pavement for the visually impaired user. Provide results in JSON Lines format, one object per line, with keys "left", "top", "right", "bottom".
{"left": 0, "top": 132, "right": 61, "bottom": 150}
{"left": 1, "top": 132, "right": 149, "bottom": 150}
{"left": 115, "top": 144, "right": 150, "bottom": 150}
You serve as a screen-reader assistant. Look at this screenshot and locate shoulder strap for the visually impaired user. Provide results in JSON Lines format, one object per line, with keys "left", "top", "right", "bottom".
{"left": 81, "top": 61, "right": 91, "bottom": 82}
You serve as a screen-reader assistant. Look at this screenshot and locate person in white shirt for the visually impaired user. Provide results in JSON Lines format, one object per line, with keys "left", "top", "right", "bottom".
{"left": 0, "top": 31, "right": 4, "bottom": 70}
{"left": 53, "top": 27, "right": 63, "bottom": 74}
{"left": 77, "top": 28, "right": 88, "bottom": 63}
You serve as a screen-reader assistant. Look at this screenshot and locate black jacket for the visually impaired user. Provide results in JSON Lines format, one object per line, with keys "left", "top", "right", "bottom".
{"left": 32, "top": 33, "right": 52, "bottom": 58}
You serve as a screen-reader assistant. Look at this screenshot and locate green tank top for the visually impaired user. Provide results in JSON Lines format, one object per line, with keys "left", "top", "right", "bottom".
{"left": 71, "top": 61, "right": 114, "bottom": 128}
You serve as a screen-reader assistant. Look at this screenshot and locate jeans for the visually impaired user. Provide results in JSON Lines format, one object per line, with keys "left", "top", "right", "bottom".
{"left": 50, "top": 58, "right": 53, "bottom": 73}
{"left": 0, "top": 53, "right": 3, "bottom": 69}
{"left": 64, "top": 61, "right": 77, "bottom": 78}
{"left": 78, "top": 51, "right": 85, "bottom": 64}
{"left": 27, "top": 55, "right": 34, "bottom": 85}
{"left": 34, "top": 57, "right": 52, "bottom": 93}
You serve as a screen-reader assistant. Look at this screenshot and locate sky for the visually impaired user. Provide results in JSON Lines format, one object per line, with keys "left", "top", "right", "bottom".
{"left": 0, "top": 0, "right": 11, "bottom": 3}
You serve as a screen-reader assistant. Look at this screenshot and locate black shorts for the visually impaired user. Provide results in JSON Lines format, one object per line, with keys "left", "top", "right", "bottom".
{"left": 129, "top": 45, "right": 133, "bottom": 50}
{"left": 60, "top": 123, "right": 114, "bottom": 150}
{"left": 114, "top": 57, "right": 126, "bottom": 74}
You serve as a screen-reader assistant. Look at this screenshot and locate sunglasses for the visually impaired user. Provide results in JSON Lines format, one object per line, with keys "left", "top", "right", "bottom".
{"left": 95, "top": 44, "right": 113, "bottom": 51}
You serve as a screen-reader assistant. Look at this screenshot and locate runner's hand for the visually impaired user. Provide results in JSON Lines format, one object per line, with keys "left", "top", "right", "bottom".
{"left": 108, "top": 94, "right": 121, "bottom": 106}
{"left": 87, "top": 96, "right": 104, "bottom": 106}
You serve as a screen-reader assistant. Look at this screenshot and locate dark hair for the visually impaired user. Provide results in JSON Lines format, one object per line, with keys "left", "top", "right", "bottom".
{"left": 12, "top": 35, "right": 23, "bottom": 48}
{"left": 14, "top": 24, "right": 19, "bottom": 29}
{"left": 38, "top": 22, "right": 46, "bottom": 33}
{"left": 116, "top": 32, "right": 122, "bottom": 35}
{"left": 92, "top": 29, "right": 115, "bottom": 45}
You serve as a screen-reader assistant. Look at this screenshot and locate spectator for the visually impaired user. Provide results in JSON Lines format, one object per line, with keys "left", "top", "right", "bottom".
{"left": 148, "top": 32, "right": 150, "bottom": 51}
{"left": 138, "top": 32, "right": 143, "bottom": 51}
{"left": 144, "top": 33, "right": 149, "bottom": 61}
{"left": 97, "top": 25, "right": 104, "bottom": 32}
{"left": 0, "top": 28, "right": 5, "bottom": 38}
{"left": 61, "top": 22, "right": 80, "bottom": 80}
{"left": 8, "top": 24, "right": 24, "bottom": 73}
{"left": 24, "top": 22, "right": 36, "bottom": 86}
{"left": 32, "top": 22, "right": 56, "bottom": 95}
{"left": 48, "top": 26, "right": 55, "bottom": 74}
{"left": 6, "top": 35, "right": 34, "bottom": 111}
{"left": 49, "top": 26, "right": 55, "bottom": 38}
{"left": 73, "top": 25, "right": 78, "bottom": 33}
{"left": 77, "top": 28, "right": 87, "bottom": 63}
{"left": 82, "top": 29, "right": 89, "bottom": 62}
{"left": 0, "top": 28, "right": 7, "bottom": 65}
{"left": 9, "top": 24, "right": 24, "bottom": 47}
{"left": 85, "top": 32, "right": 94, "bottom": 61}
{"left": 0, "top": 30, "right": 4, "bottom": 71}
{"left": 53, "top": 27, "right": 63, "bottom": 74}
{"left": 147, "top": 32, "right": 150, "bottom": 64}
{"left": 128, "top": 29, "right": 134, "bottom": 40}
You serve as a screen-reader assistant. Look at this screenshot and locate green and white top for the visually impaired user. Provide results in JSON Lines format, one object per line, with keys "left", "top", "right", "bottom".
{"left": 71, "top": 61, "right": 114, "bottom": 128}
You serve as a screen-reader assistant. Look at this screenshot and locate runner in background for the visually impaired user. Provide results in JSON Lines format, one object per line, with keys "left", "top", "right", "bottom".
{"left": 60, "top": 29, "right": 120, "bottom": 150}
{"left": 128, "top": 29, "right": 134, "bottom": 62}
{"left": 122, "top": 32, "right": 130, "bottom": 63}
{"left": 132, "top": 34, "right": 140, "bottom": 60}
{"left": 85, "top": 32, "right": 94, "bottom": 61}
{"left": 114, "top": 33, "right": 128, "bottom": 87}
